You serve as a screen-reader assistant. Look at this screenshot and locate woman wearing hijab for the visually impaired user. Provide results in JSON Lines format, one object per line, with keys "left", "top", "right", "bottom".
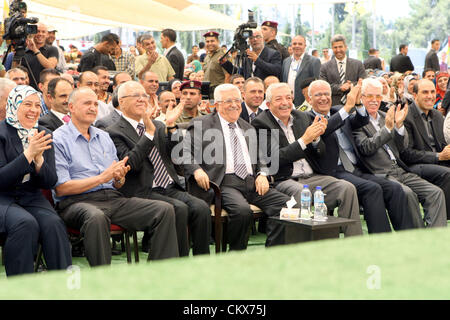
{"left": 403, "top": 74, "right": 417, "bottom": 105}
{"left": 435, "top": 72, "right": 449, "bottom": 110}
{"left": 0, "top": 85, "right": 71, "bottom": 276}
{"left": 168, "top": 78, "right": 182, "bottom": 104}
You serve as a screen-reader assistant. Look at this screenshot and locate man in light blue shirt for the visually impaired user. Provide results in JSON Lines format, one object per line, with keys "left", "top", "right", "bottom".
{"left": 53, "top": 87, "right": 179, "bottom": 266}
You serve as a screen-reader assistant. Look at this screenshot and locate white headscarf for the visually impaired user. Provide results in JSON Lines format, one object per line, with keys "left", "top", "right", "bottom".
{"left": 5, "top": 85, "right": 40, "bottom": 147}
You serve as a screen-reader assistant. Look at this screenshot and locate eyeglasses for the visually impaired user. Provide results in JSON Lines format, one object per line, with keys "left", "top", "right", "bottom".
{"left": 121, "top": 93, "right": 150, "bottom": 100}
{"left": 217, "top": 98, "right": 242, "bottom": 106}
{"left": 312, "top": 92, "right": 331, "bottom": 98}
{"left": 362, "top": 94, "right": 383, "bottom": 101}
{"left": 249, "top": 35, "right": 262, "bottom": 40}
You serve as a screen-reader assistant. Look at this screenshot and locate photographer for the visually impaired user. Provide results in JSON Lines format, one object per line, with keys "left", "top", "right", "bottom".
{"left": 21, "top": 22, "right": 58, "bottom": 90}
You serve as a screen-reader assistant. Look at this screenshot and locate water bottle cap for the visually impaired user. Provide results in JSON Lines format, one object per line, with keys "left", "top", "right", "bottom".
{"left": 303, "top": 185, "right": 309, "bottom": 188}
{"left": 316, "top": 186, "right": 322, "bottom": 190}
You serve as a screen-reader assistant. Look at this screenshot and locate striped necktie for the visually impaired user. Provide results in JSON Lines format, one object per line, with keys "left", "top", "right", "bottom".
{"left": 136, "top": 123, "right": 171, "bottom": 188}
{"left": 228, "top": 122, "right": 248, "bottom": 180}
{"left": 339, "top": 61, "right": 347, "bottom": 104}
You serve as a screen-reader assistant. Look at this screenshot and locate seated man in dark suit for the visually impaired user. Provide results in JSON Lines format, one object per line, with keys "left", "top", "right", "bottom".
{"left": 320, "top": 34, "right": 366, "bottom": 106}
{"left": 95, "top": 72, "right": 132, "bottom": 130}
{"left": 363, "top": 48, "right": 382, "bottom": 71}
{"left": 38, "top": 77, "right": 73, "bottom": 132}
{"left": 106, "top": 81, "right": 211, "bottom": 256}
{"left": 183, "top": 83, "right": 291, "bottom": 250}
{"left": 308, "top": 79, "right": 414, "bottom": 233}
{"left": 53, "top": 87, "right": 179, "bottom": 266}
{"left": 353, "top": 78, "right": 447, "bottom": 228}
{"left": 400, "top": 79, "right": 450, "bottom": 220}
{"left": 240, "top": 77, "right": 264, "bottom": 123}
{"left": 251, "top": 83, "right": 363, "bottom": 237}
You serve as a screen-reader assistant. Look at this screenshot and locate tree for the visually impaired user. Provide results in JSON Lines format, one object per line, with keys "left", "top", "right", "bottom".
{"left": 361, "top": 19, "right": 371, "bottom": 59}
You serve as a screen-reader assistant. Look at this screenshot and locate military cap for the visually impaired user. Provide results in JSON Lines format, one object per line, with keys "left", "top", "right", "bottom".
{"left": 203, "top": 31, "right": 219, "bottom": 38}
{"left": 180, "top": 80, "right": 202, "bottom": 91}
{"left": 262, "top": 21, "right": 278, "bottom": 29}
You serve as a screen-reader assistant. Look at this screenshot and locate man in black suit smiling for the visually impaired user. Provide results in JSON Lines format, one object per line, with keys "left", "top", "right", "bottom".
{"left": 38, "top": 77, "right": 73, "bottom": 131}
{"left": 106, "top": 81, "right": 211, "bottom": 257}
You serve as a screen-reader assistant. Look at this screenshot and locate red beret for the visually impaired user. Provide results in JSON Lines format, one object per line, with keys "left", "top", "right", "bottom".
{"left": 180, "top": 80, "right": 202, "bottom": 91}
{"left": 262, "top": 21, "right": 278, "bottom": 29}
{"left": 203, "top": 31, "right": 219, "bottom": 38}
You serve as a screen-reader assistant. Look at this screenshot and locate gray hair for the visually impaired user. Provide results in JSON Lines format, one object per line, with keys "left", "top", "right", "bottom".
{"left": 362, "top": 78, "right": 383, "bottom": 95}
{"left": 330, "top": 34, "right": 346, "bottom": 46}
{"left": 140, "top": 34, "right": 154, "bottom": 43}
{"left": 308, "top": 80, "right": 331, "bottom": 98}
{"left": 118, "top": 81, "right": 144, "bottom": 99}
{"left": 0, "top": 78, "right": 17, "bottom": 96}
{"left": 68, "top": 87, "right": 96, "bottom": 104}
{"left": 5, "top": 68, "right": 25, "bottom": 79}
{"left": 266, "top": 83, "right": 291, "bottom": 103}
{"left": 214, "top": 83, "right": 241, "bottom": 103}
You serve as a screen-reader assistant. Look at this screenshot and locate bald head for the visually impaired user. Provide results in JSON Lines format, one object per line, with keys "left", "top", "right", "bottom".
{"left": 68, "top": 87, "right": 96, "bottom": 105}
{"left": 78, "top": 71, "right": 99, "bottom": 94}
{"left": 0, "top": 78, "right": 16, "bottom": 121}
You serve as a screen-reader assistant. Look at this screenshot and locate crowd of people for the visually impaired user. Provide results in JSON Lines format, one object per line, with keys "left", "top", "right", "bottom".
{"left": 1, "top": 18, "right": 450, "bottom": 278}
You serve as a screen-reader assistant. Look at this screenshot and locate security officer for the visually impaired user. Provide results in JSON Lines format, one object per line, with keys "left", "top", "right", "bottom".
{"left": 261, "top": 21, "right": 290, "bottom": 61}
{"left": 203, "top": 31, "right": 230, "bottom": 98}
{"left": 176, "top": 80, "right": 208, "bottom": 124}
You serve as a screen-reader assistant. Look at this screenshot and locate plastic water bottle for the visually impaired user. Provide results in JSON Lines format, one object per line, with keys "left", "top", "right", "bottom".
{"left": 314, "top": 186, "right": 327, "bottom": 221}
{"left": 300, "top": 185, "right": 312, "bottom": 220}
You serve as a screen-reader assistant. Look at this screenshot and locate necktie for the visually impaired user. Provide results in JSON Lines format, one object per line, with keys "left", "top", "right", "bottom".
{"left": 338, "top": 143, "right": 355, "bottom": 172}
{"left": 228, "top": 122, "right": 248, "bottom": 180}
{"left": 136, "top": 123, "right": 145, "bottom": 136}
{"left": 339, "top": 61, "right": 347, "bottom": 104}
{"left": 62, "top": 114, "right": 71, "bottom": 123}
{"left": 249, "top": 112, "right": 256, "bottom": 122}
{"left": 136, "top": 123, "right": 171, "bottom": 188}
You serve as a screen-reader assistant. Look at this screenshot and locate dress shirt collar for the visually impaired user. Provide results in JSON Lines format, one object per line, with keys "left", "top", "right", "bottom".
{"left": 335, "top": 56, "right": 347, "bottom": 64}
{"left": 164, "top": 44, "right": 176, "bottom": 56}
{"left": 122, "top": 114, "right": 142, "bottom": 131}
{"left": 218, "top": 112, "right": 240, "bottom": 130}
{"left": 291, "top": 52, "right": 306, "bottom": 62}
{"left": 51, "top": 109, "right": 68, "bottom": 123}
{"left": 270, "top": 110, "right": 293, "bottom": 128}
{"left": 244, "top": 103, "right": 259, "bottom": 119}
{"left": 67, "top": 120, "right": 99, "bottom": 142}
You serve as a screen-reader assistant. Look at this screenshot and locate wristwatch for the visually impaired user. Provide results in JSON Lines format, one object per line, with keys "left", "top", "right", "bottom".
{"left": 166, "top": 124, "right": 178, "bottom": 130}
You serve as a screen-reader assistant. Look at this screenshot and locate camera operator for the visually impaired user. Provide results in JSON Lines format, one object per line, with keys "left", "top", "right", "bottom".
{"left": 21, "top": 22, "right": 58, "bottom": 90}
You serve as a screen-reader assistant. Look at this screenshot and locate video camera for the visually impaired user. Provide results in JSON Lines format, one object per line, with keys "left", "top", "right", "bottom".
{"left": 3, "top": 0, "right": 39, "bottom": 63}
{"left": 232, "top": 10, "right": 257, "bottom": 54}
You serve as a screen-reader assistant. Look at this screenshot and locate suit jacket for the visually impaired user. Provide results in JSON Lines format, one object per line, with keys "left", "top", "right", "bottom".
{"left": 363, "top": 55, "right": 382, "bottom": 70}
{"left": 38, "top": 111, "right": 64, "bottom": 132}
{"left": 166, "top": 46, "right": 185, "bottom": 80}
{"left": 183, "top": 113, "right": 261, "bottom": 188}
{"left": 389, "top": 54, "right": 414, "bottom": 73}
{"left": 319, "top": 57, "right": 366, "bottom": 106}
{"left": 0, "top": 121, "right": 57, "bottom": 231}
{"left": 266, "top": 39, "right": 290, "bottom": 61}
{"left": 239, "top": 102, "right": 262, "bottom": 123}
{"left": 424, "top": 50, "right": 440, "bottom": 72}
{"left": 241, "top": 46, "right": 282, "bottom": 80}
{"left": 281, "top": 54, "right": 321, "bottom": 106}
{"left": 95, "top": 109, "right": 122, "bottom": 130}
{"left": 307, "top": 106, "right": 370, "bottom": 176}
{"left": 106, "top": 117, "right": 183, "bottom": 198}
{"left": 400, "top": 102, "right": 447, "bottom": 165}
{"left": 251, "top": 109, "right": 326, "bottom": 183}
{"left": 353, "top": 111, "right": 410, "bottom": 174}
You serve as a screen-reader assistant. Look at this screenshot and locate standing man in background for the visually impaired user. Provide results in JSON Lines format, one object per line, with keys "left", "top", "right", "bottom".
{"left": 161, "top": 29, "right": 185, "bottom": 81}
{"left": 261, "top": 21, "right": 290, "bottom": 61}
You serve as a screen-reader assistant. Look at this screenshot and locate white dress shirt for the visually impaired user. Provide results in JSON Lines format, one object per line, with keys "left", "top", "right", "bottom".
{"left": 287, "top": 53, "right": 305, "bottom": 98}
{"left": 218, "top": 113, "right": 253, "bottom": 176}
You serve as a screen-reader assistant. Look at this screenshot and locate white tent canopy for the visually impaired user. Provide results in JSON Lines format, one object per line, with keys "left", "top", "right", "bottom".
{"left": 18, "top": 0, "right": 241, "bottom": 38}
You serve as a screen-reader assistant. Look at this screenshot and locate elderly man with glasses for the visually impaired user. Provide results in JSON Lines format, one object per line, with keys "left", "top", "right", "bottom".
{"left": 183, "top": 83, "right": 290, "bottom": 250}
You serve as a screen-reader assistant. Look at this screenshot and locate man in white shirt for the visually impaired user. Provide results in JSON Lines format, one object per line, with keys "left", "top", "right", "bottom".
{"left": 281, "top": 35, "right": 321, "bottom": 107}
